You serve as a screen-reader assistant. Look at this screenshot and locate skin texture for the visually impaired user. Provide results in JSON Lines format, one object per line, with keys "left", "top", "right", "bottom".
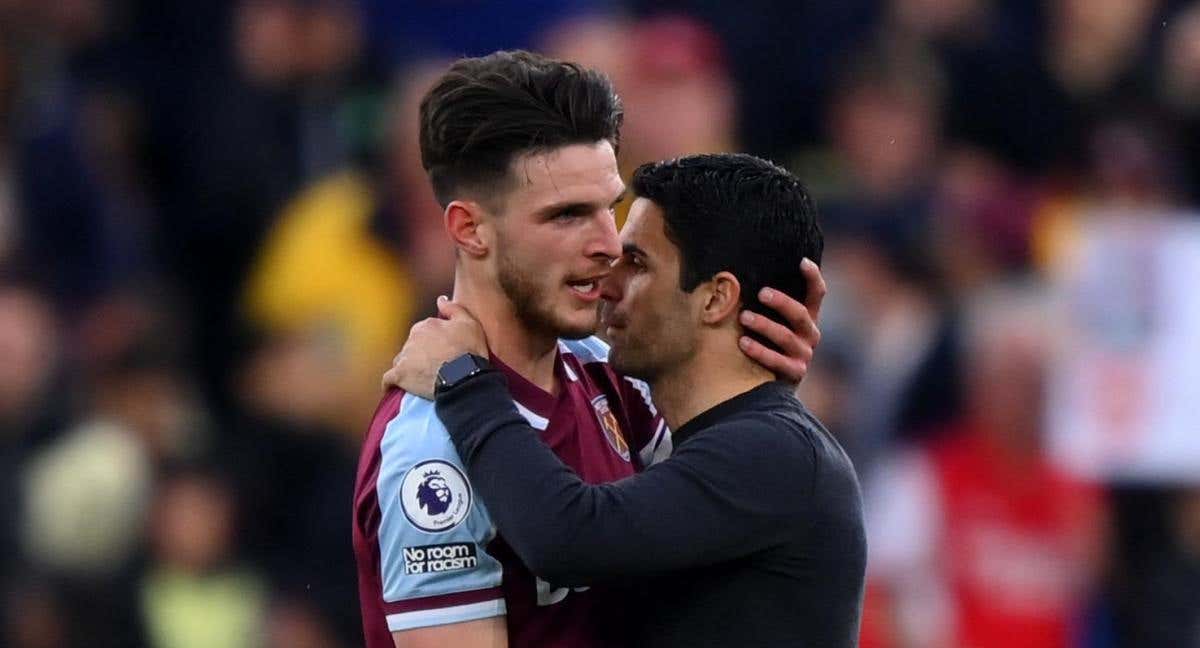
{"left": 489, "top": 143, "right": 625, "bottom": 341}
{"left": 600, "top": 197, "right": 700, "bottom": 383}
{"left": 600, "top": 196, "right": 778, "bottom": 431}
{"left": 393, "top": 617, "right": 507, "bottom": 648}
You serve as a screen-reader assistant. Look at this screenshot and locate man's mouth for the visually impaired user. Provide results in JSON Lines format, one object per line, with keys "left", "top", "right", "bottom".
{"left": 566, "top": 274, "right": 606, "bottom": 301}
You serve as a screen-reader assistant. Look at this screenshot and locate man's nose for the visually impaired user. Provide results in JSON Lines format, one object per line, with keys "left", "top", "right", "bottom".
{"left": 585, "top": 211, "right": 621, "bottom": 262}
{"left": 599, "top": 270, "right": 622, "bottom": 302}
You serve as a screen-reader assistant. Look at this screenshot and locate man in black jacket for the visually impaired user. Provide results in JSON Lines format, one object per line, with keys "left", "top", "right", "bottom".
{"left": 391, "top": 153, "right": 865, "bottom": 647}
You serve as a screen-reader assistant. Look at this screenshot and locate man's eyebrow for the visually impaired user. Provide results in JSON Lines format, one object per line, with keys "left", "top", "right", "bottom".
{"left": 536, "top": 191, "right": 626, "bottom": 217}
{"left": 536, "top": 200, "right": 591, "bottom": 216}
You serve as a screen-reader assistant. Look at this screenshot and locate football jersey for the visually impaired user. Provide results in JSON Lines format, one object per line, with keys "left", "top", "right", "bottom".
{"left": 353, "top": 337, "right": 670, "bottom": 647}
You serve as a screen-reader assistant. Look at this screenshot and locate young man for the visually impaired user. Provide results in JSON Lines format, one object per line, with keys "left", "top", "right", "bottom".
{"left": 390, "top": 153, "right": 866, "bottom": 647}
{"left": 352, "top": 52, "right": 824, "bottom": 648}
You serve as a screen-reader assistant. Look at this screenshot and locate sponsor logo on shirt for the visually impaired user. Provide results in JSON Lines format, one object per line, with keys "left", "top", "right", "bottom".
{"left": 403, "top": 542, "right": 478, "bottom": 575}
{"left": 400, "top": 460, "right": 471, "bottom": 532}
{"left": 591, "top": 395, "right": 630, "bottom": 462}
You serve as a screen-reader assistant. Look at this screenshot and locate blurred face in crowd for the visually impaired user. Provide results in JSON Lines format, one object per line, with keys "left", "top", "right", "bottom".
{"left": 969, "top": 324, "right": 1046, "bottom": 452}
{"left": 600, "top": 198, "right": 699, "bottom": 381}
{"left": 151, "top": 475, "right": 235, "bottom": 574}
{"left": 0, "top": 287, "right": 57, "bottom": 422}
{"left": 482, "top": 141, "right": 623, "bottom": 340}
{"left": 1053, "top": 0, "right": 1159, "bottom": 42}
{"left": 891, "top": 0, "right": 985, "bottom": 37}
{"left": 832, "top": 83, "right": 938, "bottom": 199}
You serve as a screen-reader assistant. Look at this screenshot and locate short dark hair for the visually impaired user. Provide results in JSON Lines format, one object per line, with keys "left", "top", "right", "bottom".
{"left": 631, "top": 154, "right": 823, "bottom": 352}
{"left": 419, "top": 50, "right": 624, "bottom": 207}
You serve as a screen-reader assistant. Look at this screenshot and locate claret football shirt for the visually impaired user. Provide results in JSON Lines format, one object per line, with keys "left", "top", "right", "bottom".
{"left": 352, "top": 337, "right": 669, "bottom": 647}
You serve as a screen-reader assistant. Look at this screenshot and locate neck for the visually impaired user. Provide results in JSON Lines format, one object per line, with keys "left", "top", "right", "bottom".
{"left": 452, "top": 270, "right": 560, "bottom": 393}
{"left": 649, "top": 336, "right": 776, "bottom": 431}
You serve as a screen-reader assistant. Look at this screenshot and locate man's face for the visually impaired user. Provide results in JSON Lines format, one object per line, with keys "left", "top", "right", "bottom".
{"left": 490, "top": 142, "right": 624, "bottom": 339}
{"left": 599, "top": 197, "right": 699, "bottom": 381}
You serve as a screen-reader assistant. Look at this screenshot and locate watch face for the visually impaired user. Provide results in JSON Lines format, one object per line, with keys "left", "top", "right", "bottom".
{"left": 440, "top": 354, "right": 482, "bottom": 386}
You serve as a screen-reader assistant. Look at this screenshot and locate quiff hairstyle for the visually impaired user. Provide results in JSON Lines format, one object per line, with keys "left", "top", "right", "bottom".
{"left": 419, "top": 50, "right": 624, "bottom": 208}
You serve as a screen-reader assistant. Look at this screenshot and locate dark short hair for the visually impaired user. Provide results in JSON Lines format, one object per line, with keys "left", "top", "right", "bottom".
{"left": 419, "top": 50, "right": 624, "bottom": 207}
{"left": 631, "top": 154, "right": 823, "bottom": 352}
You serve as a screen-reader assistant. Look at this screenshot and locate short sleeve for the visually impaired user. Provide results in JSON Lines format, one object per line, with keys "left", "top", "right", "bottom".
{"left": 375, "top": 394, "right": 506, "bottom": 631}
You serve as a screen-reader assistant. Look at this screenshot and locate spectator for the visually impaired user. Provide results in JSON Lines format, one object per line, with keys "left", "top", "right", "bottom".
{"left": 864, "top": 283, "right": 1107, "bottom": 648}
{"left": 0, "top": 276, "right": 64, "bottom": 581}
{"left": 240, "top": 60, "right": 451, "bottom": 439}
{"left": 139, "top": 468, "right": 268, "bottom": 648}
{"left": 817, "top": 44, "right": 964, "bottom": 477}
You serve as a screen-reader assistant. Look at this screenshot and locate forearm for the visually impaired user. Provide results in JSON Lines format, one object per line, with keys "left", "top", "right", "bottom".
{"left": 436, "top": 372, "right": 784, "bottom": 584}
{"left": 435, "top": 371, "right": 641, "bottom": 582}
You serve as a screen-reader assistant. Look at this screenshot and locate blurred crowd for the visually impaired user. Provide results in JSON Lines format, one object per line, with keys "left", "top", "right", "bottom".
{"left": 2, "top": 1, "right": 1199, "bottom": 647}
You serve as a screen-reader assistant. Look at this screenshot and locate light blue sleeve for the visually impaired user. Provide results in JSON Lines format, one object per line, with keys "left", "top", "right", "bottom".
{"left": 377, "top": 394, "right": 506, "bottom": 631}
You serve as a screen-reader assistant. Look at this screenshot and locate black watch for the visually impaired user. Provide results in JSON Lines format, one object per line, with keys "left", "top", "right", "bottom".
{"left": 435, "top": 353, "right": 493, "bottom": 394}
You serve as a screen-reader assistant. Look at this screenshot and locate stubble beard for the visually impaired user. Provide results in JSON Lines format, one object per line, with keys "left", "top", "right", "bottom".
{"left": 497, "top": 249, "right": 598, "bottom": 341}
{"left": 609, "top": 312, "right": 694, "bottom": 385}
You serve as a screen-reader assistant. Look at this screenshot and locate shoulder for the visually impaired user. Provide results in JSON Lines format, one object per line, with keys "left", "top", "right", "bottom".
{"left": 357, "top": 389, "right": 463, "bottom": 505}
{"left": 377, "top": 392, "right": 460, "bottom": 470}
{"left": 694, "top": 399, "right": 823, "bottom": 455}
{"left": 678, "top": 401, "right": 854, "bottom": 489}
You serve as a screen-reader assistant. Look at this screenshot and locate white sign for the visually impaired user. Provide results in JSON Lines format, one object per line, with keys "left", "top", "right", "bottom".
{"left": 1047, "top": 212, "right": 1200, "bottom": 483}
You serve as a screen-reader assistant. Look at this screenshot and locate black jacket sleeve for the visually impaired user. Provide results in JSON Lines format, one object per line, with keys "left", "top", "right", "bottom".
{"left": 435, "top": 371, "right": 812, "bottom": 586}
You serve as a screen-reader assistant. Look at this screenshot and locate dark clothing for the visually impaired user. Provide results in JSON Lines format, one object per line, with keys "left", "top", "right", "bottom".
{"left": 1132, "top": 551, "right": 1200, "bottom": 647}
{"left": 436, "top": 375, "right": 866, "bottom": 647}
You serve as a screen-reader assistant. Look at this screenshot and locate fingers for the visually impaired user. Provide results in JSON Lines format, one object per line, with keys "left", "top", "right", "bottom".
{"left": 739, "top": 335, "right": 809, "bottom": 383}
{"left": 754, "top": 287, "right": 822, "bottom": 350}
{"left": 436, "top": 295, "right": 466, "bottom": 320}
{"left": 740, "top": 310, "right": 809, "bottom": 360}
{"left": 800, "top": 257, "right": 826, "bottom": 324}
{"left": 437, "top": 295, "right": 482, "bottom": 325}
{"left": 381, "top": 365, "right": 401, "bottom": 391}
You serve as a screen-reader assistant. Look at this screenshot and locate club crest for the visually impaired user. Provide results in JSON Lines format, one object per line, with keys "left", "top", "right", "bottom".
{"left": 591, "top": 395, "right": 630, "bottom": 462}
{"left": 400, "top": 460, "right": 472, "bottom": 533}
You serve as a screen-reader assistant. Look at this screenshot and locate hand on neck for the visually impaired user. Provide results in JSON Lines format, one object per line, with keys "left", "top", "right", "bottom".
{"left": 452, "top": 270, "right": 561, "bottom": 394}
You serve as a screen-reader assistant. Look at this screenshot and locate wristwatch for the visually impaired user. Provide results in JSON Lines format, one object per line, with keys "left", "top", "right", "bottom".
{"left": 435, "top": 353, "right": 493, "bottom": 395}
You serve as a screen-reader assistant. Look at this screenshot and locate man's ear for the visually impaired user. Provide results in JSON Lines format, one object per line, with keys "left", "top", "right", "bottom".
{"left": 445, "top": 200, "right": 490, "bottom": 257}
{"left": 699, "top": 271, "right": 742, "bottom": 325}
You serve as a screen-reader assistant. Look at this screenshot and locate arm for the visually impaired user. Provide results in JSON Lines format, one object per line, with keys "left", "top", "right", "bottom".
{"left": 436, "top": 372, "right": 809, "bottom": 586}
{"left": 393, "top": 618, "right": 506, "bottom": 648}
{"left": 354, "top": 390, "right": 509, "bottom": 645}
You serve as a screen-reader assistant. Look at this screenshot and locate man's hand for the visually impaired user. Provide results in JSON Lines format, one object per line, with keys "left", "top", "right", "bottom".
{"left": 738, "top": 258, "right": 826, "bottom": 384}
{"left": 382, "top": 297, "right": 488, "bottom": 399}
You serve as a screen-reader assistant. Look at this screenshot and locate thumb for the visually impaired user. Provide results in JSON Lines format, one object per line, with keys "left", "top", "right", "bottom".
{"left": 437, "top": 296, "right": 478, "bottom": 323}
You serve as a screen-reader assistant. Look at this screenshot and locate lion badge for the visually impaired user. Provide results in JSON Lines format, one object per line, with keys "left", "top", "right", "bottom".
{"left": 400, "top": 460, "right": 472, "bottom": 532}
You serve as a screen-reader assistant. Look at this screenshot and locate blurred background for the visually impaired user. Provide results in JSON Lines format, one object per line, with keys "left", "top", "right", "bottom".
{"left": 1, "top": 0, "right": 1199, "bottom": 646}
